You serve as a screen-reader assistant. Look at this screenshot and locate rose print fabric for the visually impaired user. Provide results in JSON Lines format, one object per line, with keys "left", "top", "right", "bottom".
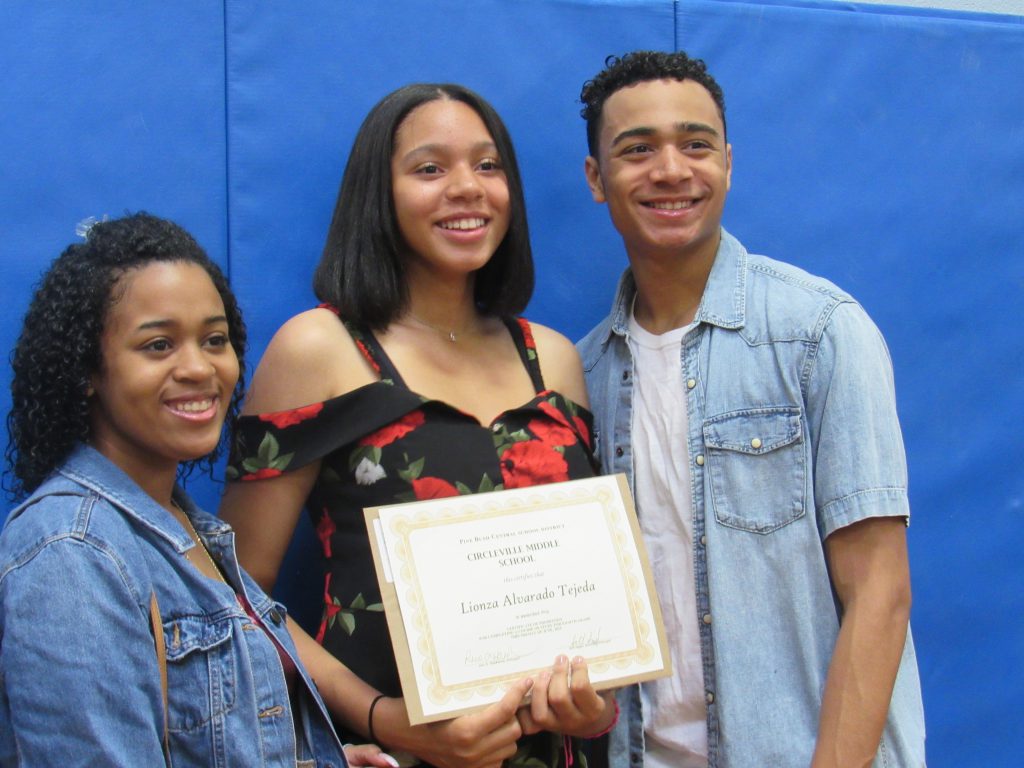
{"left": 228, "top": 311, "right": 599, "bottom": 765}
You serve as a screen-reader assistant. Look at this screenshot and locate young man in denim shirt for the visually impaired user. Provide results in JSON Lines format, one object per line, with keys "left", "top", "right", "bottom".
{"left": 576, "top": 51, "right": 925, "bottom": 767}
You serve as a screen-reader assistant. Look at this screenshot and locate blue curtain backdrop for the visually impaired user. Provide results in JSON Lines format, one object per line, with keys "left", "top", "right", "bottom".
{"left": 2, "top": 1, "right": 1021, "bottom": 763}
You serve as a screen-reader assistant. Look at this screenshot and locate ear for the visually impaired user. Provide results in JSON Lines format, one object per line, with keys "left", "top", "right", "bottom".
{"left": 725, "top": 143, "right": 733, "bottom": 192}
{"left": 584, "top": 156, "right": 606, "bottom": 204}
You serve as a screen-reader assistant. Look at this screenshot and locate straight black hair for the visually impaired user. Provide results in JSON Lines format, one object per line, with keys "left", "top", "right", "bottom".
{"left": 314, "top": 83, "right": 533, "bottom": 329}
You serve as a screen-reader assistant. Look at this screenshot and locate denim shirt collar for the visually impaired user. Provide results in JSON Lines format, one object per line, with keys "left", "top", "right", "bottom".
{"left": 605, "top": 228, "right": 747, "bottom": 339}
{"left": 48, "top": 443, "right": 231, "bottom": 552}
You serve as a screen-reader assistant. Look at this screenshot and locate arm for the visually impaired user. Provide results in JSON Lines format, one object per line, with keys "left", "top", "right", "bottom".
{"left": 805, "top": 303, "right": 913, "bottom": 765}
{"left": 220, "top": 307, "right": 375, "bottom": 590}
{"left": 1, "top": 539, "right": 166, "bottom": 765}
{"left": 812, "top": 517, "right": 911, "bottom": 768}
{"left": 287, "top": 617, "right": 531, "bottom": 768}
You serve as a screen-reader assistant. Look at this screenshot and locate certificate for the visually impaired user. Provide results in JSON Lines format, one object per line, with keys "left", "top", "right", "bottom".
{"left": 365, "top": 474, "right": 670, "bottom": 724}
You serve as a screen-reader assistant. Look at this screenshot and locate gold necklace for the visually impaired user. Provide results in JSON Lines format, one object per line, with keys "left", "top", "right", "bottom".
{"left": 172, "top": 500, "right": 225, "bottom": 583}
{"left": 405, "top": 310, "right": 463, "bottom": 343}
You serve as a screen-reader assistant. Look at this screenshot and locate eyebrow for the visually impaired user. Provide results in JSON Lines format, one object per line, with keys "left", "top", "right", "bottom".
{"left": 401, "top": 141, "right": 499, "bottom": 161}
{"left": 135, "top": 315, "right": 229, "bottom": 332}
{"left": 610, "top": 122, "right": 721, "bottom": 148}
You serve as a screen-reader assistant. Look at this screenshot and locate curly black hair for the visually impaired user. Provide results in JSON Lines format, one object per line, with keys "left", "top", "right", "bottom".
{"left": 5, "top": 212, "right": 247, "bottom": 498}
{"left": 580, "top": 50, "right": 727, "bottom": 157}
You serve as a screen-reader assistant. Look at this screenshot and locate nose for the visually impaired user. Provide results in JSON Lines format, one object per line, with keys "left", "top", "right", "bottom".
{"left": 445, "top": 163, "right": 485, "bottom": 201}
{"left": 650, "top": 146, "right": 692, "bottom": 184}
{"left": 173, "top": 342, "right": 216, "bottom": 381}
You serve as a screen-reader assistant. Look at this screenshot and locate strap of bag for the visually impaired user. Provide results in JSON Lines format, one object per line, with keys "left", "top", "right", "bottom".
{"left": 149, "top": 590, "right": 171, "bottom": 766}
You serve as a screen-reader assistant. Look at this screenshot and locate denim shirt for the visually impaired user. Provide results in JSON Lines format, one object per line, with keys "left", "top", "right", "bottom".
{"left": 578, "top": 231, "right": 926, "bottom": 767}
{"left": 0, "top": 445, "right": 348, "bottom": 767}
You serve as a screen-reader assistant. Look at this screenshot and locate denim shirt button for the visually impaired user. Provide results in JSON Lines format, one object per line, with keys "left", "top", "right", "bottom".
{"left": 686, "top": 378, "right": 696, "bottom": 389}
{"left": 621, "top": 369, "right": 630, "bottom": 382}
{"left": 269, "top": 609, "right": 282, "bottom": 625}
{"left": 695, "top": 454, "right": 705, "bottom": 466}
{"left": 700, "top": 535, "right": 707, "bottom": 546}
{"left": 702, "top": 613, "right": 712, "bottom": 625}
{"left": 616, "top": 446, "right": 624, "bottom": 458}
{"left": 750, "top": 437, "right": 763, "bottom": 449}
{"left": 706, "top": 691, "right": 715, "bottom": 704}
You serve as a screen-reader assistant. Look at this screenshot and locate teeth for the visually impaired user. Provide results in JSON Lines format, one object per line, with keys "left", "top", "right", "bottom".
{"left": 173, "top": 399, "right": 213, "bottom": 413}
{"left": 439, "top": 218, "right": 485, "bottom": 230}
{"left": 648, "top": 200, "right": 694, "bottom": 210}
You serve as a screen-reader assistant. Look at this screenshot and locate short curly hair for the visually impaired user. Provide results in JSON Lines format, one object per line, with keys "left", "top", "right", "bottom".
{"left": 5, "top": 212, "right": 247, "bottom": 498}
{"left": 580, "top": 50, "right": 727, "bottom": 157}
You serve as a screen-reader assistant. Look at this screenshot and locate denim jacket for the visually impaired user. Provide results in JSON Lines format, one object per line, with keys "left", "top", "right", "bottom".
{"left": 0, "top": 444, "right": 348, "bottom": 767}
{"left": 578, "top": 230, "right": 925, "bottom": 767}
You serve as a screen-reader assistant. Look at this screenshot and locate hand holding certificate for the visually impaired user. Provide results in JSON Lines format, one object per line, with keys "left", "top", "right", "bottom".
{"left": 365, "top": 474, "right": 670, "bottom": 724}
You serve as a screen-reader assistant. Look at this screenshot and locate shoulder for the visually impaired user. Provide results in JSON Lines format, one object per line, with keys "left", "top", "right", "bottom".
{"left": 0, "top": 486, "right": 139, "bottom": 594}
{"left": 243, "top": 307, "right": 378, "bottom": 413}
{"left": 741, "top": 253, "right": 864, "bottom": 343}
{"left": 522, "top": 319, "right": 589, "bottom": 407}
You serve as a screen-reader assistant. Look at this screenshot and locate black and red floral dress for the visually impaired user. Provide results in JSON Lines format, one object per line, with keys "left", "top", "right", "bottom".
{"left": 228, "top": 312, "right": 600, "bottom": 767}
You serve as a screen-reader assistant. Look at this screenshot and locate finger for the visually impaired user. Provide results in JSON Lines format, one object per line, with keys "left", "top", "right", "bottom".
{"left": 529, "top": 669, "right": 553, "bottom": 725}
{"left": 342, "top": 744, "right": 401, "bottom": 768}
{"left": 517, "top": 705, "right": 541, "bottom": 736}
{"left": 546, "top": 655, "right": 572, "bottom": 714}
{"left": 569, "top": 656, "right": 604, "bottom": 716}
{"left": 484, "top": 677, "right": 534, "bottom": 724}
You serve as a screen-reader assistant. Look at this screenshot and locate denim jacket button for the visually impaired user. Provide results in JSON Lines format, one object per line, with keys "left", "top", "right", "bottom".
{"left": 702, "top": 613, "right": 712, "bottom": 625}
{"left": 695, "top": 454, "right": 705, "bottom": 466}
{"left": 615, "top": 446, "right": 624, "bottom": 457}
{"left": 750, "top": 437, "right": 763, "bottom": 449}
{"left": 269, "top": 609, "right": 282, "bottom": 625}
{"left": 700, "top": 535, "right": 707, "bottom": 547}
{"left": 621, "top": 369, "right": 630, "bottom": 382}
{"left": 706, "top": 691, "right": 715, "bottom": 704}
{"left": 686, "top": 378, "right": 696, "bottom": 389}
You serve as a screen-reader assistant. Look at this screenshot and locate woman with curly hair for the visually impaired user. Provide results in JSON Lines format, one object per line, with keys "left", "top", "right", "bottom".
{"left": 0, "top": 212, "right": 396, "bottom": 767}
{"left": 219, "top": 84, "right": 618, "bottom": 768}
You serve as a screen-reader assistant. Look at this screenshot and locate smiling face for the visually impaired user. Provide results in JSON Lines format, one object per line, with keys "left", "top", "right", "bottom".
{"left": 88, "top": 261, "right": 239, "bottom": 488}
{"left": 586, "top": 78, "right": 732, "bottom": 267}
{"left": 391, "top": 97, "right": 511, "bottom": 281}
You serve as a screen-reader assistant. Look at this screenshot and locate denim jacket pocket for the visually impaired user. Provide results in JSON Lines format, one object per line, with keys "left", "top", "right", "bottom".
{"left": 162, "top": 615, "right": 237, "bottom": 733}
{"left": 704, "top": 407, "right": 806, "bottom": 533}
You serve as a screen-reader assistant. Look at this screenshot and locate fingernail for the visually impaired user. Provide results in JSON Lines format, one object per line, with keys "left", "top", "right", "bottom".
{"left": 383, "top": 755, "right": 400, "bottom": 768}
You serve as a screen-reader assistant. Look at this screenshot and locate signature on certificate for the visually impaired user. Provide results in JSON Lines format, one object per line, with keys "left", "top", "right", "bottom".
{"left": 569, "top": 627, "right": 612, "bottom": 651}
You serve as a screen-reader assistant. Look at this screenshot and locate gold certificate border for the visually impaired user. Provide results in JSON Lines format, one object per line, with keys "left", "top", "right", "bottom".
{"left": 365, "top": 474, "right": 670, "bottom": 724}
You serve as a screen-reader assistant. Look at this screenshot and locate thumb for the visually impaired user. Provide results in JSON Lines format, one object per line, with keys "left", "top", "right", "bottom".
{"left": 483, "top": 677, "right": 535, "bottom": 724}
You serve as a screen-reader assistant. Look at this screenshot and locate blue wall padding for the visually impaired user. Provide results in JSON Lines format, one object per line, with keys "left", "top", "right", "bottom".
{"left": 1, "top": 1, "right": 1021, "bottom": 764}
{"left": 676, "top": 5, "right": 1024, "bottom": 761}
{"left": 0, "top": 0, "right": 230, "bottom": 510}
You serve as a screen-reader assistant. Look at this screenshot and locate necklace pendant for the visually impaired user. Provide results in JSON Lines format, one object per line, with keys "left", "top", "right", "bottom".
{"left": 449, "top": 331, "right": 457, "bottom": 343}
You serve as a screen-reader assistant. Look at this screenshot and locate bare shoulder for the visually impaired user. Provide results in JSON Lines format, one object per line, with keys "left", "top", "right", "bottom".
{"left": 524, "top": 320, "right": 589, "bottom": 408}
{"left": 243, "top": 307, "right": 377, "bottom": 413}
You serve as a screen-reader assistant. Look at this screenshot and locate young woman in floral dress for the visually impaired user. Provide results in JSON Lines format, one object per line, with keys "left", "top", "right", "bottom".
{"left": 220, "top": 84, "right": 616, "bottom": 768}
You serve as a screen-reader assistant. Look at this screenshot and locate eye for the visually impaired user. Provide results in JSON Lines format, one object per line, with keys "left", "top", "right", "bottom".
{"left": 621, "top": 143, "right": 653, "bottom": 156}
{"left": 142, "top": 338, "right": 172, "bottom": 353}
{"left": 414, "top": 162, "right": 443, "bottom": 175}
{"left": 205, "top": 333, "right": 230, "bottom": 349}
{"left": 477, "top": 158, "right": 503, "bottom": 172}
{"left": 683, "top": 139, "right": 714, "bottom": 153}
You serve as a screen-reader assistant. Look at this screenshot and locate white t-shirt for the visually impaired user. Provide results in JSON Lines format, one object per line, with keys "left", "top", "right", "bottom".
{"left": 627, "top": 313, "right": 708, "bottom": 768}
